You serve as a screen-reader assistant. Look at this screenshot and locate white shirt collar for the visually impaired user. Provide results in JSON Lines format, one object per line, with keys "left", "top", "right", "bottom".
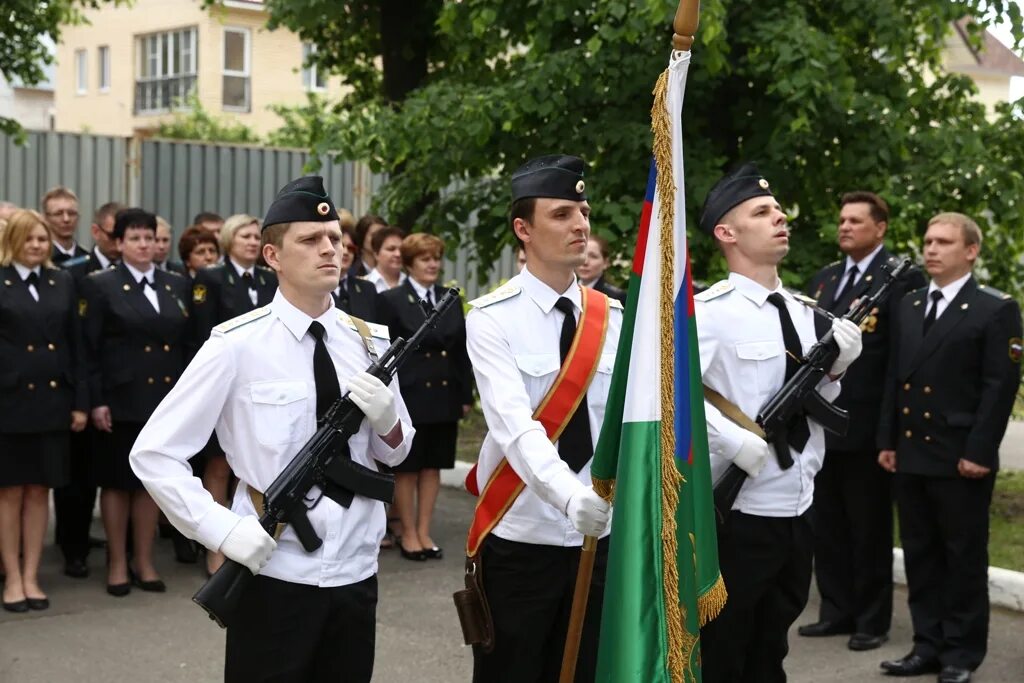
{"left": 54, "top": 241, "right": 78, "bottom": 257}
{"left": 727, "top": 271, "right": 791, "bottom": 307}
{"left": 408, "top": 277, "right": 433, "bottom": 300}
{"left": 94, "top": 249, "right": 112, "bottom": 270}
{"left": 519, "top": 266, "right": 582, "bottom": 314}
{"left": 124, "top": 261, "right": 156, "bottom": 284}
{"left": 229, "top": 258, "right": 254, "bottom": 279}
{"left": 366, "top": 268, "right": 407, "bottom": 287}
{"left": 13, "top": 262, "right": 41, "bottom": 280}
{"left": 843, "top": 242, "right": 884, "bottom": 275}
{"left": 927, "top": 271, "right": 972, "bottom": 302}
{"left": 271, "top": 289, "right": 339, "bottom": 343}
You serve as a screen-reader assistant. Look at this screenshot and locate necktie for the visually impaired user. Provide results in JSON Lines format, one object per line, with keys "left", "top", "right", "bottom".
{"left": 421, "top": 288, "right": 434, "bottom": 315}
{"left": 24, "top": 272, "right": 39, "bottom": 301}
{"left": 831, "top": 265, "right": 859, "bottom": 313}
{"left": 553, "top": 297, "right": 593, "bottom": 472}
{"left": 139, "top": 277, "right": 153, "bottom": 291}
{"left": 765, "top": 293, "right": 807, "bottom": 462}
{"left": 922, "top": 290, "right": 944, "bottom": 335}
{"left": 242, "top": 272, "right": 253, "bottom": 285}
{"left": 308, "top": 321, "right": 352, "bottom": 507}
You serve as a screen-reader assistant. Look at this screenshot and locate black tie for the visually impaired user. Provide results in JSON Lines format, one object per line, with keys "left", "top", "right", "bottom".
{"left": 139, "top": 278, "right": 153, "bottom": 291}
{"left": 308, "top": 321, "right": 352, "bottom": 507}
{"left": 554, "top": 297, "right": 593, "bottom": 472}
{"left": 831, "top": 265, "right": 859, "bottom": 313}
{"left": 24, "top": 272, "right": 39, "bottom": 288}
{"left": 765, "top": 293, "right": 807, "bottom": 462}
{"left": 923, "top": 290, "right": 943, "bottom": 335}
{"left": 242, "top": 272, "right": 253, "bottom": 284}
{"left": 421, "top": 288, "right": 434, "bottom": 316}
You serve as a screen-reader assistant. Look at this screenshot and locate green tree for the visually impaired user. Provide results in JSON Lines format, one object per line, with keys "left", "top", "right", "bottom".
{"left": 266, "top": 0, "right": 1024, "bottom": 293}
{"left": 0, "top": 0, "right": 123, "bottom": 139}
{"left": 155, "top": 94, "right": 261, "bottom": 144}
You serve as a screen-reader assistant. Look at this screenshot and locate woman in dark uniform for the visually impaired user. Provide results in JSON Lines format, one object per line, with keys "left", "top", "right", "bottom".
{"left": 189, "top": 214, "right": 277, "bottom": 575}
{"left": 177, "top": 226, "right": 220, "bottom": 279}
{"left": 379, "top": 233, "right": 473, "bottom": 560}
{"left": 80, "top": 208, "right": 191, "bottom": 596}
{"left": 577, "top": 234, "right": 626, "bottom": 304}
{"left": 0, "top": 210, "right": 88, "bottom": 612}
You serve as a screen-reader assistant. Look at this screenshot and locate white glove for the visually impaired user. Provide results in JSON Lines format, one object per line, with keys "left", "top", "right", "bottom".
{"left": 565, "top": 487, "right": 611, "bottom": 537}
{"left": 219, "top": 516, "right": 276, "bottom": 575}
{"left": 828, "top": 318, "right": 863, "bottom": 376}
{"left": 346, "top": 371, "right": 399, "bottom": 435}
{"left": 733, "top": 433, "right": 770, "bottom": 478}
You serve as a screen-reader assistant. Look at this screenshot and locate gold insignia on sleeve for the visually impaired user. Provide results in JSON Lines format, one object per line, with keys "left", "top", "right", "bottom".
{"left": 192, "top": 284, "right": 207, "bottom": 304}
{"left": 1010, "top": 337, "right": 1022, "bottom": 364}
{"left": 78, "top": 299, "right": 88, "bottom": 317}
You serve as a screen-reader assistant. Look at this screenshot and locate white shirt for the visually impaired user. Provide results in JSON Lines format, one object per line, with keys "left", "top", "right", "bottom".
{"left": 364, "top": 268, "right": 407, "bottom": 293}
{"left": 54, "top": 241, "right": 79, "bottom": 258}
{"left": 229, "top": 258, "right": 258, "bottom": 307}
{"left": 93, "top": 249, "right": 113, "bottom": 270}
{"left": 466, "top": 267, "right": 622, "bottom": 547}
{"left": 130, "top": 290, "right": 414, "bottom": 587}
{"left": 926, "top": 272, "right": 972, "bottom": 321}
{"left": 407, "top": 277, "right": 433, "bottom": 303}
{"left": 13, "top": 262, "right": 41, "bottom": 301}
{"left": 695, "top": 273, "right": 841, "bottom": 517}
{"left": 840, "top": 242, "right": 884, "bottom": 286}
{"left": 124, "top": 262, "right": 159, "bottom": 312}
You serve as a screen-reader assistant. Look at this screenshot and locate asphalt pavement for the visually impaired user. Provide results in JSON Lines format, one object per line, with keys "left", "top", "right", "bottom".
{"left": 2, "top": 486, "right": 1023, "bottom": 682}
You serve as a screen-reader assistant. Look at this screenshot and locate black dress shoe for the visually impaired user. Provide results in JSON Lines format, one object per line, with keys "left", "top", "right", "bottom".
{"left": 937, "top": 665, "right": 971, "bottom": 683}
{"left": 797, "top": 620, "right": 854, "bottom": 637}
{"left": 131, "top": 575, "right": 167, "bottom": 593}
{"left": 64, "top": 558, "right": 89, "bottom": 579}
{"left": 172, "top": 535, "right": 198, "bottom": 564}
{"left": 848, "top": 632, "right": 888, "bottom": 651}
{"left": 26, "top": 597, "right": 49, "bottom": 611}
{"left": 880, "top": 652, "right": 941, "bottom": 676}
{"left": 2, "top": 599, "right": 29, "bottom": 613}
{"left": 422, "top": 546, "right": 443, "bottom": 560}
{"left": 399, "top": 547, "right": 428, "bottom": 561}
{"left": 106, "top": 582, "right": 131, "bottom": 597}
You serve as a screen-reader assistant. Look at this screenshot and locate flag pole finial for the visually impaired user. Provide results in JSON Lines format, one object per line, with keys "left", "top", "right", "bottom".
{"left": 672, "top": 0, "right": 700, "bottom": 51}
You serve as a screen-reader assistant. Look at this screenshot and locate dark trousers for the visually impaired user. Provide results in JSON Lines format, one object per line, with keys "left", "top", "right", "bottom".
{"left": 53, "top": 429, "right": 97, "bottom": 562}
{"left": 472, "top": 535, "right": 609, "bottom": 683}
{"left": 811, "top": 448, "right": 893, "bottom": 634}
{"left": 894, "top": 473, "right": 993, "bottom": 671}
{"left": 701, "top": 512, "right": 813, "bottom": 683}
{"left": 225, "top": 574, "right": 378, "bottom": 683}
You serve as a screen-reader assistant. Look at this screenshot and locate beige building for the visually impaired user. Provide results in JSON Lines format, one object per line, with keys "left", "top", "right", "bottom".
{"left": 54, "top": 0, "right": 340, "bottom": 136}
{"left": 943, "top": 18, "right": 1024, "bottom": 114}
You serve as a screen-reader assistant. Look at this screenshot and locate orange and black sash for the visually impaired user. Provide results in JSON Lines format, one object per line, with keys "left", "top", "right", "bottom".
{"left": 465, "top": 287, "right": 610, "bottom": 557}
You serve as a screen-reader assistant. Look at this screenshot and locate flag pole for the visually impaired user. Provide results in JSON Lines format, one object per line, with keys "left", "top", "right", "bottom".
{"left": 557, "top": 4, "right": 701, "bottom": 683}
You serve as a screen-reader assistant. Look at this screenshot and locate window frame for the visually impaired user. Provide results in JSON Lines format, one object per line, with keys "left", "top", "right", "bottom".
{"left": 134, "top": 26, "right": 199, "bottom": 115}
{"left": 98, "top": 45, "right": 111, "bottom": 92}
{"left": 75, "top": 49, "right": 88, "bottom": 95}
{"left": 302, "top": 42, "right": 327, "bottom": 92}
{"left": 221, "top": 26, "right": 251, "bottom": 112}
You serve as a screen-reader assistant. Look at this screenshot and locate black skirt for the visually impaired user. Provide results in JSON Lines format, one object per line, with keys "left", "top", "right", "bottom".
{"left": 92, "top": 422, "right": 146, "bottom": 491}
{"left": 392, "top": 421, "right": 458, "bottom": 473}
{"left": 0, "top": 431, "right": 71, "bottom": 488}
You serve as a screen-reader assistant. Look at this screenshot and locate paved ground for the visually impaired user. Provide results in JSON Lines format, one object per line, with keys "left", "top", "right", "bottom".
{"left": 998, "top": 420, "right": 1024, "bottom": 471}
{"left": 2, "top": 487, "right": 1023, "bottom": 682}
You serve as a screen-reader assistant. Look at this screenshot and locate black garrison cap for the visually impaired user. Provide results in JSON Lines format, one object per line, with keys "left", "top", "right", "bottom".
{"left": 699, "top": 163, "right": 774, "bottom": 235}
{"left": 262, "top": 176, "right": 339, "bottom": 232}
{"left": 511, "top": 155, "right": 588, "bottom": 203}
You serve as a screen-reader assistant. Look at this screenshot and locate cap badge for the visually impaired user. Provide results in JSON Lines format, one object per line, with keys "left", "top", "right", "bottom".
{"left": 316, "top": 202, "right": 331, "bottom": 216}
{"left": 758, "top": 178, "right": 770, "bottom": 189}
{"left": 575, "top": 180, "right": 585, "bottom": 194}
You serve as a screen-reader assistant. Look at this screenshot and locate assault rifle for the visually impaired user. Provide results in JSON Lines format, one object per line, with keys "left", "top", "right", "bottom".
{"left": 712, "top": 257, "right": 912, "bottom": 520}
{"left": 193, "top": 287, "right": 461, "bottom": 628}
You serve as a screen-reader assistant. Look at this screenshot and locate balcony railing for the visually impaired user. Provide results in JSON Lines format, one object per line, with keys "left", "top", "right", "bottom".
{"left": 134, "top": 75, "right": 197, "bottom": 114}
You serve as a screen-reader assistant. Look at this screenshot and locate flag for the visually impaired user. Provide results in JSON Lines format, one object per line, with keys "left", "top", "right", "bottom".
{"left": 591, "top": 50, "right": 725, "bottom": 683}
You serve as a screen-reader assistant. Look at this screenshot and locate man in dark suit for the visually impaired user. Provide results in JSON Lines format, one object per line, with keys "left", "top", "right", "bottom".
{"left": 42, "top": 186, "right": 89, "bottom": 265}
{"left": 332, "top": 223, "right": 381, "bottom": 322}
{"left": 800, "top": 192, "right": 925, "bottom": 651}
{"left": 60, "top": 202, "right": 124, "bottom": 278}
{"left": 877, "top": 212, "right": 1021, "bottom": 683}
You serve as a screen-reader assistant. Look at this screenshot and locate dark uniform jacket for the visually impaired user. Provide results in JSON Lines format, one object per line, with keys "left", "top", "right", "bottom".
{"left": 189, "top": 261, "right": 277, "bottom": 343}
{"left": 591, "top": 275, "right": 627, "bottom": 304}
{"left": 61, "top": 247, "right": 118, "bottom": 283}
{"left": 51, "top": 243, "right": 90, "bottom": 266}
{"left": 157, "top": 260, "right": 189, "bottom": 277}
{"left": 80, "top": 263, "right": 191, "bottom": 422}
{"left": 877, "top": 276, "right": 1022, "bottom": 476}
{"left": 0, "top": 266, "right": 88, "bottom": 432}
{"left": 379, "top": 280, "right": 473, "bottom": 424}
{"left": 332, "top": 272, "right": 381, "bottom": 323}
{"left": 807, "top": 247, "right": 926, "bottom": 452}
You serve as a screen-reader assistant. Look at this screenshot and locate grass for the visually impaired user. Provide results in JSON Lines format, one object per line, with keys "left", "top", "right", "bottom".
{"left": 455, "top": 408, "right": 487, "bottom": 463}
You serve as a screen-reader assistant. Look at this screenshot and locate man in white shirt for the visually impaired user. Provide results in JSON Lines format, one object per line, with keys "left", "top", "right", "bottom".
{"left": 694, "top": 164, "right": 863, "bottom": 683}
{"left": 465, "top": 155, "right": 621, "bottom": 683}
{"left": 130, "top": 176, "right": 413, "bottom": 683}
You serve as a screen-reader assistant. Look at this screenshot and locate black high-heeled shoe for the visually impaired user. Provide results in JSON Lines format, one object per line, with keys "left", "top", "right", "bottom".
{"left": 399, "top": 546, "right": 428, "bottom": 561}
{"left": 130, "top": 569, "right": 166, "bottom": 593}
{"left": 106, "top": 582, "right": 130, "bottom": 597}
{"left": 422, "top": 546, "right": 443, "bottom": 560}
{"left": 26, "top": 597, "right": 49, "bottom": 610}
{"left": 2, "top": 599, "right": 28, "bottom": 613}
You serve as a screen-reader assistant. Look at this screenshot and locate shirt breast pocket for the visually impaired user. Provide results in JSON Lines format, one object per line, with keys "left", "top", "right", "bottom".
{"left": 514, "top": 353, "right": 561, "bottom": 395}
{"left": 250, "top": 380, "right": 310, "bottom": 446}
{"left": 734, "top": 340, "right": 782, "bottom": 394}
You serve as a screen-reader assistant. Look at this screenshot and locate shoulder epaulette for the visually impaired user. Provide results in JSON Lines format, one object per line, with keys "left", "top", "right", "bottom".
{"left": 255, "top": 264, "right": 273, "bottom": 273}
{"left": 979, "top": 284, "right": 1013, "bottom": 301}
{"left": 608, "top": 298, "right": 624, "bottom": 310}
{"left": 337, "top": 311, "right": 390, "bottom": 340}
{"left": 789, "top": 290, "right": 819, "bottom": 306}
{"left": 213, "top": 306, "right": 271, "bottom": 334}
{"left": 828, "top": 260, "right": 841, "bottom": 268}
{"left": 694, "top": 280, "right": 734, "bottom": 302}
{"left": 60, "top": 254, "right": 91, "bottom": 269}
{"left": 469, "top": 282, "right": 521, "bottom": 308}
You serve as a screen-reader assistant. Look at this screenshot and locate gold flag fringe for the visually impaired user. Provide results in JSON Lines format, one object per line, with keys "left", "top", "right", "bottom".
{"left": 698, "top": 574, "right": 728, "bottom": 626}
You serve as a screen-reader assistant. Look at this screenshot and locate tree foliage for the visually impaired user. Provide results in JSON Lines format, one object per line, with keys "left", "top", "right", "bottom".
{"left": 266, "top": 0, "right": 1024, "bottom": 293}
{"left": 155, "top": 94, "right": 261, "bottom": 144}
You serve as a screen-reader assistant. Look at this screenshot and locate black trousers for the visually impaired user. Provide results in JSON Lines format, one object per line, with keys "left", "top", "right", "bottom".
{"left": 810, "top": 448, "right": 893, "bottom": 635}
{"left": 894, "top": 473, "right": 993, "bottom": 671}
{"left": 472, "top": 535, "right": 609, "bottom": 683}
{"left": 53, "top": 429, "right": 97, "bottom": 562}
{"left": 701, "top": 512, "right": 813, "bottom": 683}
{"left": 225, "top": 574, "right": 378, "bottom": 683}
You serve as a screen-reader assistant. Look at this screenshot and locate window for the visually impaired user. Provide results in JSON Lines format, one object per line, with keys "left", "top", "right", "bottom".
{"left": 301, "top": 43, "right": 326, "bottom": 92}
{"left": 222, "top": 27, "right": 250, "bottom": 111}
{"left": 134, "top": 27, "right": 198, "bottom": 114}
{"left": 75, "top": 49, "right": 87, "bottom": 94}
{"left": 98, "top": 46, "right": 110, "bottom": 91}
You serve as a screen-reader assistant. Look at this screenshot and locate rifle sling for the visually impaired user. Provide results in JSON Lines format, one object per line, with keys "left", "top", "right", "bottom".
{"left": 702, "top": 385, "right": 766, "bottom": 439}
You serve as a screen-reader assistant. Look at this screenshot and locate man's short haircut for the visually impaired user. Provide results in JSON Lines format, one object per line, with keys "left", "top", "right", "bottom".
{"left": 94, "top": 201, "right": 125, "bottom": 226}
{"left": 40, "top": 186, "right": 78, "bottom": 211}
{"left": 260, "top": 222, "right": 290, "bottom": 250}
{"left": 193, "top": 211, "right": 224, "bottom": 225}
{"left": 178, "top": 225, "right": 220, "bottom": 262}
{"left": 928, "top": 212, "right": 982, "bottom": 249}
{"left": 354, "top": 213, "right": 387, "bottom": 251}
{"left": 400, "top": 232, "right": 445, "bottom": 269}
{"left": 840, "top": 191, "right": 889, "bottom": 224}
{"left": 509, "top": 197, "right": 538, "bottom": 249}
{"left": 113, "top": 208, "right": 157, "bottom": 239}
{"left": 370, "top": 225, "right": 407, "bottom": 254}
